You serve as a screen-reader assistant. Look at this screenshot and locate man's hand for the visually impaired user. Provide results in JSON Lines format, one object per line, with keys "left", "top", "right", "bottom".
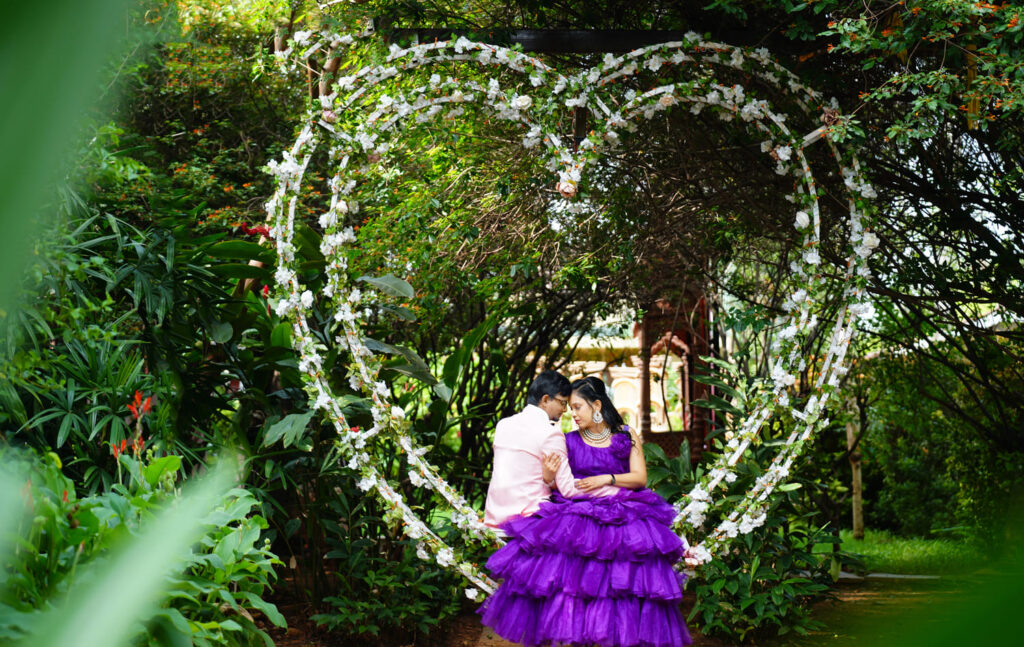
{"left": 574, "top": 475, "right": 612, "bottom": 492}
{"left": 542, "top": 453, "right": 561, "bottom": 484}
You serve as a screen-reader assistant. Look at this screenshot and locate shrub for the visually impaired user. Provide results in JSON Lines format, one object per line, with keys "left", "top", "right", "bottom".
{"left": 0, "top": 446, "right": 285, "bottom": 646}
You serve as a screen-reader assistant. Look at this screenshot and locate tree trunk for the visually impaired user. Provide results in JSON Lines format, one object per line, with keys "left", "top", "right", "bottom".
{"left": 846, "top": 395, "right": 865, "bottom": 540}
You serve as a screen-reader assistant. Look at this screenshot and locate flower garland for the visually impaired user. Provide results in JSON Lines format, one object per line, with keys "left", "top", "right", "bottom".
{"left": 264, "top": 32, "right": 878, "bottom": 594}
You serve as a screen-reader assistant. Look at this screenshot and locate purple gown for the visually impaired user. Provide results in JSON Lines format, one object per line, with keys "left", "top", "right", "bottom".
{"left": 480, "top": 431, "right": 692, "bottom": 647}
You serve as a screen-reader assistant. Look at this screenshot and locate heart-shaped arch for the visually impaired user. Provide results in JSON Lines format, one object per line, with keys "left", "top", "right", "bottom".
{"left": 266, "top": 32, "right": 878, "bottom": 595}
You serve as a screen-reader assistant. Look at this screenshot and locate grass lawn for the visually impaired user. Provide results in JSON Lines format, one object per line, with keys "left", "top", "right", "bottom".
{"left": 829, "top": 528, "right": 987, "bottom": 575}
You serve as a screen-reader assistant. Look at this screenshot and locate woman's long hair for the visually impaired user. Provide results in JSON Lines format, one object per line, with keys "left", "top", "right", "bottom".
{"left": 570, "top": 376, "right": 631, "bottom": 442}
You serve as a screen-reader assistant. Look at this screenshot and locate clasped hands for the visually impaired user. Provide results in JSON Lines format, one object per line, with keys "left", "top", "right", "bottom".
{"left": 543, "top": 454, "right": 702, "bottom": 568}
{"left": 542, "top": 454, "right": 610, "bottom": 492}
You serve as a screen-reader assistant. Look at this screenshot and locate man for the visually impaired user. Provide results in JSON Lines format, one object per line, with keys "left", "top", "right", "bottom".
{"left": 484, "top": 370, "right": 618, "bottom": 528}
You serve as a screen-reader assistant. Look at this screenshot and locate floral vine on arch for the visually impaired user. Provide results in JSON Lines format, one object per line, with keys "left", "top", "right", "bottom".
{"left": 264, "top": 31, "right": 879, "bottom": 598}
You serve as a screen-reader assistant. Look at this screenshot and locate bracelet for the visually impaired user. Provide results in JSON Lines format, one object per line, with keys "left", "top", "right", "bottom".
{"left": 609, "top": 474, "right": 616, "bottom": 486}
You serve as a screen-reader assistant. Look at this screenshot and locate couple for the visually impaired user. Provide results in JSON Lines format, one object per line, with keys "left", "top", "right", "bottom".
{"left": 480, "top": 371, "right": 693, "bottom": 647}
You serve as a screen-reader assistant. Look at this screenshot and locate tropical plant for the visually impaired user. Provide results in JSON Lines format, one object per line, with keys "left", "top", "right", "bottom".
{"left": 0, "top": 446, "right": 284, "bottom": 646}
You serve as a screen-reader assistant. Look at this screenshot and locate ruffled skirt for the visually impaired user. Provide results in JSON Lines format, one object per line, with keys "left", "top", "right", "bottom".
{"left": 479, "top": 490, "right": 692, "bottom": 647}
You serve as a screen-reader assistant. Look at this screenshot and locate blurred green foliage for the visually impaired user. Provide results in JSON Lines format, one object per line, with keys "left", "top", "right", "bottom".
{"left": 0, "top": 446, "right": 284, "bottom": 646}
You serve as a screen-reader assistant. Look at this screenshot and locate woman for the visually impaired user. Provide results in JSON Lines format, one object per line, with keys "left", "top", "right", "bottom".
{"left": 480, "top": 376, "right": 693, "bottom": 647}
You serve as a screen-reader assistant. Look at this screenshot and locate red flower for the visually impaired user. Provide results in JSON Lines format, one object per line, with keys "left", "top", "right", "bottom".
{"left": 111, "top": 438, "right": 128, "bottom": 458}
{"left": 133, "top": 435, "right": 146, "bottom": 456}
{"left": 240, "top": 223, "right": 271, "bottom": 237}
{"left": 63, "top": 489, "right": 69, "bottom": 503}
{"left": 127, "top": 391, "right": 152, "bottom": 420}
{"left": 262, "top": 284, "right": 270, "bottom": 298}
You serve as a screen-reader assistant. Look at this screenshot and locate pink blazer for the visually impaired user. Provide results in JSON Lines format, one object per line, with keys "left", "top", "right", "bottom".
{"left": 484, "top": 405, "right": 618, "bottom": 528}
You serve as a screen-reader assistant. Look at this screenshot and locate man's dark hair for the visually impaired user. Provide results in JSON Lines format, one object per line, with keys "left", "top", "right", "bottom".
{"left": 526, "top": 370, "right": 571, "bottom": 406}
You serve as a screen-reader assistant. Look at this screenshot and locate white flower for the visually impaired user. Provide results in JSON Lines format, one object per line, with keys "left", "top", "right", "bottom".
{"left": 850, "top": 301, "right": 876, "bottom": 320}
{"left": 690, "top": 486, "right": 711, "bottom": 502}
{"left": 771, "top": 364, "right": 796, "bottom": 388}
{"left": 465, "top": 588, "right": 480, "bottom": 601}
{"left": 689, "top": 544, "right": 712, "bottom": 564}
{"left": 720, "top": 520, "right": 739, "bottom": 538}
{"left": 392, "top": 405, "right": 406, "bottom": 420}
{"left": 274, "top": 298, "right": 293, "bottom": 317}
{"left": 658, "top": 93, "right": 676, "bottom": 107}
{"left": 356, "top": 475, "right": 376, "bottom": 492}
{"left": 776, "top": 145, "right": 792, "bottom": 161}
{"left": 408, "top": 469, "right": 426, "bottom": 487}
{"left": 334, "top": 303, "right": 356, "bottom": 323}
{"left": 300, "top": 290, "right": 314, "bottom": 308}
{"left": 313, "top": 392, "right": 332, "bottom": 410}
{"left": 864, "top": 231, "right": 880, "bottom": 251}
{"left": 794, "top": 210, "right": 810, "bottom": 229}
{"left": 436, "top": 547, "right": 455, "bottom": 567}
{"left": 511, "top": 94, "right": 533, "bottom": 110}
{"left": 416, "top": 542, "right": 430, "bottom": 561}
{"left": 739, "top": 512, "right": 766, "bottom": 534}
{"left": 803, "top": 248, "right": 821, "bottom": 265}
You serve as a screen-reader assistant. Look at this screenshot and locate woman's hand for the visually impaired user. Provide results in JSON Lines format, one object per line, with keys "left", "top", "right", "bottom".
{"left": 575, "top": 475, "right": 613, "bottom": 492}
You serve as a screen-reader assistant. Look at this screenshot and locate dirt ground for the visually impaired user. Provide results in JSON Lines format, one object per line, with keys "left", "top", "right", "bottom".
{"left": 262, "top": 593, "right": 731, "bottom": 647}
{"left": 260, "top": 576, "right": 964, "bottom": 647}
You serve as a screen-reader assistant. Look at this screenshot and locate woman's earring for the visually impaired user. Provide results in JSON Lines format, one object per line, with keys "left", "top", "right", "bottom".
{"left": 593, "top": 410, "right": 604, "bottom": 424}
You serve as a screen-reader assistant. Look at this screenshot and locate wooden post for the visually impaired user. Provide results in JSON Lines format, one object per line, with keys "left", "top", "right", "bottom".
{"left": 846, "top": 395, "right": 864, "bottom": 540}
{"left": 639, "top": 317, "right": 652, "bottom": 441}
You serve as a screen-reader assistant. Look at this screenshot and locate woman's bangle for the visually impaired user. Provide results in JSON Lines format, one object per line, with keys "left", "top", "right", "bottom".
{"left": 609, "top": 474, "right": 616, "bottom": 486}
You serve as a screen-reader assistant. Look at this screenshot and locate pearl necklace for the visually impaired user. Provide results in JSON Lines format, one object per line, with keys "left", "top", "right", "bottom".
{"left": 581, "top": 425, "right": 611, "bottom": 443}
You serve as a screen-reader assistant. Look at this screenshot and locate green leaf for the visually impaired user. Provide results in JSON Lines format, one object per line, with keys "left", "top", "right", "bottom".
{"left": 152, "top": 608, "right": 192, "bottom": 636}
{"left": 691, "top": 373, "right": 745, "bottom": 404}
{"left": 363, "top": 337, "right": 400, "bottom": 355}
{"left": 357, "top": 274, "right": 414, "bottom": 299}
{"left": 206, "top": 240, "right": 274, "bottom": 264}
{"left": 270, "top": 322, "right": 291, "bottom": 348}
{"left": 210, "top": 321, "right": 233, "bottom": 344}
{"left": 262, "top": 410, "right": 315, "bottom": 448}
{"left": 433, "top": 383, "right": 453, "bottom": 402}
{"left": 208, "top": 263, "right": 271, "bottom": 281}
{"left": 692, "top": 395, "right": 744, "bottom": 417}
{"left": 778, "top": 482, "right": 803, "bottom": 491}
{"left": 380, "top": 304, "right": 416, "bottom": 321}
{"left": 240, "top": 591, "right": 287, "bottom": 628}
{"left": 142, "top": 455, "right": 182, "bottom": 488}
